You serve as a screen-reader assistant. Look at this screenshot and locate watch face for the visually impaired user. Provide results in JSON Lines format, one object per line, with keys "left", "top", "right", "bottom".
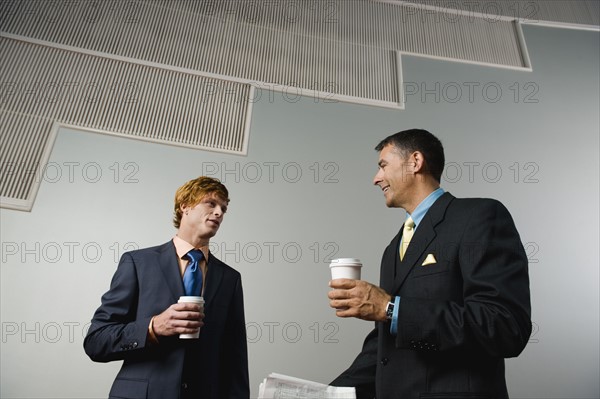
{"left": 386, "top": 302, "right": 394, "bottom": 319}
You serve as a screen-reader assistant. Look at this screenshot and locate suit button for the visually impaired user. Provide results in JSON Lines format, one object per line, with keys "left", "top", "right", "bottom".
{"left": 380, "top": 358, "right": 388, "bottom": 365}
{"left": 132, "top": 342, "right": 138, "bottom": 348}
{"left": 182, "top": 382, "right": 188, "bottom": 389}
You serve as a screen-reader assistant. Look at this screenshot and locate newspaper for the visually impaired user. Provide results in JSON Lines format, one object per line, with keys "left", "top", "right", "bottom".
{"left": 258, "top": 373, "right": 356, "bottom": 399}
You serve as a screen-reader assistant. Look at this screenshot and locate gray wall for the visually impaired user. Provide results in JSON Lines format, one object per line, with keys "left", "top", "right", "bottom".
{"left": 1, "top": 25, "right": 598, "bottom": 398}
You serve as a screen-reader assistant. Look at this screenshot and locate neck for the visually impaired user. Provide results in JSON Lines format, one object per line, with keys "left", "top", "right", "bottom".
{"left": 176, "top": 229, "right": 210, "bottom": 248}
{"left": 405, "top": 182, "right": 440, "bottom": 215}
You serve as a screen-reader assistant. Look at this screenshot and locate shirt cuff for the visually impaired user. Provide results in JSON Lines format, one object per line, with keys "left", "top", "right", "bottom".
{"left": 147, "top": 316, "right": 159, "bottom": 345}
{"left": 389, "top": 296, "right": 401, "bottom": 336}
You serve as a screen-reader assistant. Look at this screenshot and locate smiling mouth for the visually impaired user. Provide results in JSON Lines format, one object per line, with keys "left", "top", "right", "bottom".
{"left": 381, "top": 185, "right": 390, "bottom": 193}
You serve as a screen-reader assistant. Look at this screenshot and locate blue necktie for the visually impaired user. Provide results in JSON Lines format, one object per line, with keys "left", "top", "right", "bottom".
{"left": 183, "top": 249, "right": 203, "bottom": 296}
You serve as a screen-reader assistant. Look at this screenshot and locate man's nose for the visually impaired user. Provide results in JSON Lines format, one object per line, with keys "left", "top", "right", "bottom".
{"left": 373, "top": 170, "right": 383, "bottom": 185}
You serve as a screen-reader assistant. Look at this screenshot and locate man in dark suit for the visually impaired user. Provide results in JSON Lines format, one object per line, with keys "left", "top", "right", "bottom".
{"left": 328, "top": 129, "right": 531, "bottom": 399}
{"left": 84, "top": 176, "right": 249, "bottom": 399}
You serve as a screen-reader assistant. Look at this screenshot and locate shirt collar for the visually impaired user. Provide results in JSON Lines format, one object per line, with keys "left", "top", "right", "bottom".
{"left": 173, "top": 235, "right": 210, "bottom": 261}
{"left": 407, "top": 187, "right": 445, "bottom": 229}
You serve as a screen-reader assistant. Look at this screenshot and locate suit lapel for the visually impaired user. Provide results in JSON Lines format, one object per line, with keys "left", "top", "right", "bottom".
{"left": 158, "top": 241, "right": 185, "bottom": 301}
{"left": 390, "top": 192, "right": 454, "bottom": 294}
{"left": 203, "top": 256, "right": 224, "bottom": 308}
{"left": 381, "top": 232, "right": 401, "bottom": 294}
{"left": 156, "top": 242, "right": 225, "bottom": 306}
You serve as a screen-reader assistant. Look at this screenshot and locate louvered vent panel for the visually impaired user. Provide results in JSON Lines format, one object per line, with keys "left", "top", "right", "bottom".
{"left": 0, "top": 36, "right": 251, "bottom": 152}
{"left": 3, "top": 0, "right": 594, "bottom": 211}
{"left": 0, "top": 36, "right": 251, "bottom": 210}
{"left": 1, "top": 0, "right": 530, "bottom": 108}
{"left": 0, "top": 111, "right": 54, "bottom": 209}
{"left": 395, "top": 0, "right": 600, "bottom": 26}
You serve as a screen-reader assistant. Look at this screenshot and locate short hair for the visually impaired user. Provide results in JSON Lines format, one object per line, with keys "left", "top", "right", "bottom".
{"left": 173, "top": 176, "right": 230, "bottom": 228}
{"left": 375, "top": 128, "right": 445, "bottom": 183}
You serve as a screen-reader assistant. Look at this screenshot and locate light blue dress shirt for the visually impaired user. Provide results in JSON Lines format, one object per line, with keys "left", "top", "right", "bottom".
{"left": 390, "top": 187, "right": 445, "bottom": 335}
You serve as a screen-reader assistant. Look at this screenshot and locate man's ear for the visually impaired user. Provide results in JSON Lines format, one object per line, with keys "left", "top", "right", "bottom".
{"left": 411, "top": 151, "right": 426, "bottom": 174}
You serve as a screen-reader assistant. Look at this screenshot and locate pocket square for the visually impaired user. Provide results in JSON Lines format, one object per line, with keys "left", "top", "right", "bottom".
{"left": 421, "top": 254, "right": 437, "bottom": 266}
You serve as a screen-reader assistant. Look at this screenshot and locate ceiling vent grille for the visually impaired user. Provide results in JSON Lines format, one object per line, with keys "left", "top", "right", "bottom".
{"left": 0, "top": 35, "right": 252, "bottom": 210}
{"left": 2, "top": 0, "right": 596, "bottom": 211}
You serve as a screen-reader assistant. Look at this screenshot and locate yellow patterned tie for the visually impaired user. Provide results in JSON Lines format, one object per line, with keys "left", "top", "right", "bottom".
{"left": 400, "top": 217, "right": 415, "bottom": 261}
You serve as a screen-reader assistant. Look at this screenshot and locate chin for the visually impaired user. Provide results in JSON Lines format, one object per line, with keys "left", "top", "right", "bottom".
{"left": 200, "top": 229, "right": 218, "bottom": 239}
{"left": 385, "top": 198, "right": 400, "bottom": 208}
{"left": 206, "top": 229, "right": 219, "bottom": 237}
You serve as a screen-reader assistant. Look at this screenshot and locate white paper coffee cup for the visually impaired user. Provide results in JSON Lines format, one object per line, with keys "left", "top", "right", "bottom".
{"left": 177, "top": 296, "right": 204, "bottom": 339}
{"left": 329, "top": 258, "right": 362, "bottom": 280}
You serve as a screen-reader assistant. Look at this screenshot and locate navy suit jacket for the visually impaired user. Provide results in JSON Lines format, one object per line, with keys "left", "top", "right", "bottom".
{"left": 332, "top": 193, "right": 532, "bottom": 399}
{"left": 84, "top": 241, "right": 249, "bottom": 399}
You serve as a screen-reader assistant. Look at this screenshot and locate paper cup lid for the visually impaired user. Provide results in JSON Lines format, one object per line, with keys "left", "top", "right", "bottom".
{"left": 178, "top": 296, "right": 205, "bottom": 303}
{"left": 329, "top": 258, "right": 362, "bottom": 267}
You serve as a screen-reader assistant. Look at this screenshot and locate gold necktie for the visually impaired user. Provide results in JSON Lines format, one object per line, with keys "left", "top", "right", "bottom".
{"left": 400, "top": 217, "right": 415, "bottom": 261}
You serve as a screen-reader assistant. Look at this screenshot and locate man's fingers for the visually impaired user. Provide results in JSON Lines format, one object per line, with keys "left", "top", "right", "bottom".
{"left": 335, "top": 307, "right": 357, "bottom": 318}
{"left": 329, "top": 278, "right": 357, "bottom": 289}
{"left": 330, "top": 298, "right": 359, "bottom": 310}
{"left": 329, "top": 299, "right": 345, "bottom": 309}
{"left": 172, "top": 303, "right": 201, "bottom": 312}
{"left": 328, "top": 289, "right": 348, "bottom": 300}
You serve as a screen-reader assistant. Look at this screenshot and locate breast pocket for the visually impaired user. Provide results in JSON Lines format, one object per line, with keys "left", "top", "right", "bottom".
{"left": 411, "top": 259, "right": 449, "bottom": 278}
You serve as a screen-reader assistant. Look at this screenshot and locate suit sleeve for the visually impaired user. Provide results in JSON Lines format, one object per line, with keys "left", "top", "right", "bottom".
{"left": 83, "top": 252, "right": 152, "bottom": 362}
{"left": 330, "top": 326, "right": 378, "bottom": 399}
{"left": 395, "top": 199, "right": 532, "bottom": 358}
{"left": 219, "top": 274, "right": 250, "bottom": 398}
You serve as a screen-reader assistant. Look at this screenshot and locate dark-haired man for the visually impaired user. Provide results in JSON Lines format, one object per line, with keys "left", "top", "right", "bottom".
{"left": 329, "top": 129, "right": 531, "bottom": 399}
{"left": 84, "top": 176, "right": 249, "bottom": 399}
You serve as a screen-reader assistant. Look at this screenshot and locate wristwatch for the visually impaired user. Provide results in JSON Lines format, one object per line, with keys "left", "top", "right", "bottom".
{"left": 385, "top": 301, "right": 395, "bottom": 320}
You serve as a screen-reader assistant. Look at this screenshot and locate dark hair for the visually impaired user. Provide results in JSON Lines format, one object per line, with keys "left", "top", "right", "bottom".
{"left": 375, "top": 129, "right": 445, "bottom": 183}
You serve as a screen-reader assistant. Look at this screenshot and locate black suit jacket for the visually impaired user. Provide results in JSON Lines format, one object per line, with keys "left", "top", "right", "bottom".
{"left": 332, "top": 193, "right": 531, "bottom": 399}
{"left": 84, "top": 241, "right": 249, "bottom": 399}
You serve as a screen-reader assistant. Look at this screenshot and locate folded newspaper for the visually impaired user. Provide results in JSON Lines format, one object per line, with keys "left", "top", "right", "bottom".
{"left": 258, "top": 373, "right": 356, "bottom": 399}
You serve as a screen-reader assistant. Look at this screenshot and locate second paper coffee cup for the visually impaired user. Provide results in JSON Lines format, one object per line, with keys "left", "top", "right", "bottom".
{"left": 177, "top": 296, "right": 204, "bottom": 339}
{"left": 329, "top": 258, "right": 362, "bottom": 280}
